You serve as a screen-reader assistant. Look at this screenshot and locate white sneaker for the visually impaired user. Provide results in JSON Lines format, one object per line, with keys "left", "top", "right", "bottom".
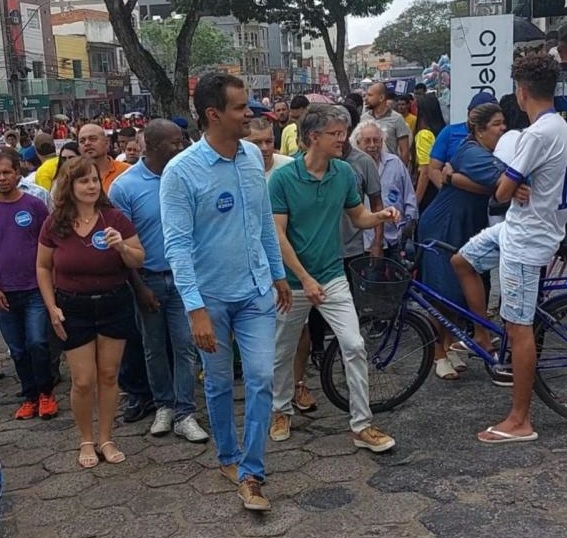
{"left": 174, "top": 414, "right": 209, "bottom": 443}
{"left": 150, "top": 406, "right": 174, "bottom": 436}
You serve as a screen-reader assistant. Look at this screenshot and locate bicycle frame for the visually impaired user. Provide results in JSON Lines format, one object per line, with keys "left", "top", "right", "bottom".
{"left": 406, "top": 281, "right": 506, "bottom": 368}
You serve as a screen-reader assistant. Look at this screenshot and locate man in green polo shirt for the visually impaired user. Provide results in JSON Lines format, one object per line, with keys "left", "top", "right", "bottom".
{"left": 269, "top": 103, "right": 399, "bottom": 453}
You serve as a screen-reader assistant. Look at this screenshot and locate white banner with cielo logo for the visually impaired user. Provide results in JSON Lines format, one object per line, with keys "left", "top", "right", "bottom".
{"left": 450, "top": 15, "right": 514, "bottom": 123}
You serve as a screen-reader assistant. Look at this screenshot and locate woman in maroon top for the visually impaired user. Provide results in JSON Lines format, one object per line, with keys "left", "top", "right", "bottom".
{"left": 37, "top": 156, "right": 144, "bottom": 468}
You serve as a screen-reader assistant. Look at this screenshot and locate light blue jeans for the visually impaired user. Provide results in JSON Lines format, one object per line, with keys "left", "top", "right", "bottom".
{"left": 198, "top": 291, "right": 276, "bottom": 482}
{"left": 138, "top": 272, "right": 197, "bottom": 421}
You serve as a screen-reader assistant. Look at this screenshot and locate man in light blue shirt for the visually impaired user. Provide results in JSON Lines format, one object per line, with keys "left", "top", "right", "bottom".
{"left": 160, "top": 73, "right": 291, "bottom": 512}
{"left": 110, "top": 120, "right": 208, "bottom": 443}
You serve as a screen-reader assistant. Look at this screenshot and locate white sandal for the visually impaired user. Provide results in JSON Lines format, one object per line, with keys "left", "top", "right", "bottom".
{"left": 447, "top": 350, "right": 467, "bottom": 372}
{"left": 435, "top": 357, "right": 459, "bottom": 380}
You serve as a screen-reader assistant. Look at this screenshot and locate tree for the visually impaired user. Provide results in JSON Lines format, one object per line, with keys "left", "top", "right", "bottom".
{"left": 140, "top": 19, "right": 239, "bottom": 76}
{"left": 231, "top": 1, "right": 393, "bottom": 96}
{"left": 103, "top": 0, "right": 231, "bottom": 117}
{"left": 373, "top": 0, "right": 467, "bottom": 68}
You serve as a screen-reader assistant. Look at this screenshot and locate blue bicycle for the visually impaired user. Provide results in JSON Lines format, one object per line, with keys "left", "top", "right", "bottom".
{"left": 320, "top": 240, "right": 567, "bottom": 418}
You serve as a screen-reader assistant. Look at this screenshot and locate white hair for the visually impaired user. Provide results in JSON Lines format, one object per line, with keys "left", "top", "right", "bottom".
{"left": 349, "top": 119, "right": 389, "bottom": 160}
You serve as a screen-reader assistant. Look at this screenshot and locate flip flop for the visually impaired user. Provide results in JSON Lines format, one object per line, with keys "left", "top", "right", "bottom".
{"left": 98, "top": 441, "right": 126, "bottom": 464}
{"left": 435, "top": 357, "right": 459, "bottom": 380}
{"left": 478, "top": 426, "right": 539, "bottom": 444}
{"left": 78, "top": 441, "right": 99, "bottom": 469}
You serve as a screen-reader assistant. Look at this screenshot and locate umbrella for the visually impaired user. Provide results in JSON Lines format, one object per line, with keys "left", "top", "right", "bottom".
{"left": 247, "top": 99, "right": 271, "bottom": 118}
{"left": 53, "top": 114, "right": 69, "bottom": 122}
{"left": 123, "top": 111, "right": 143, "bottom": 119}
{"left": 304, "top": 93, "right": 334, "bottom": 104}
{"left": 513, "top": 16, "right": 545, "bottom": 43}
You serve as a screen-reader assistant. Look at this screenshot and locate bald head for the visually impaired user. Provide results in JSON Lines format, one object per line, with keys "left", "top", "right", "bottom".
{"left": 144, "top": 119, "right": 181, "bottom": 150}
{"left": 365, "top": 83, "right": 387, "bottom": 113}
{"left": 144, "top": 119, "right": 184, "bottom": 167}
{"left": 78, "top": 123, "right": 108, "bottom": 160}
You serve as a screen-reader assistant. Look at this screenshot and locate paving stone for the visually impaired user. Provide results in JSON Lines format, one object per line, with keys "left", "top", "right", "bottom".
{"left": 296, "top": 485, "right": 356, "bottom": 511}
{"left": 15, "top": 430, "right": 72, "bottom": 450}
{"left": 113, "top": 420, "right": 151, "bottom": 437}
{"left": 304, "top": 416, "right": 350, "bottom": 434}
{"left": 286, "top": 511, "right": 361, "bottom": 538}
{"left": 90, "top": 453, "right": 151, "bottom": 478}
{"left": 140, "top": 461, "right": 203, "bottom": 488}
{"left": 303, "top": 433, "right": 358, "bottom": 457}
{"left": 265, "top": 449, "right": 313, "bottom": 473}
{"left": 37, "top": 471, "right": 98, "bottom": 500}
{"left": 184, "top": 524, "right": 238, "bottom": 538}
{"left": 350, "top": 490, "right": 433, "bottom": 525}
{"left": 126, "top": 486, "right": 184, "bottom": 515}
{"left": 2, "top": 464, "right": 50, "bottom": 492}
{"left": 79, "top": 478, "right": 148, "bottom": 509}
{"left": 181, "top": 490, "right": 242, "bottom": 523}
{"left": 42, "top": 450, "right": 79, "bottom": 474}
{"left": 59, "top": 506, "right": 130, "bottom": 537}
{"left": 0, "top": 429, "right": 22, "bottom": 446}
{"left": 111, "top": 434, "right": 151, "bottom": 456}
{"left": 142, "top": 442, "right": 208, "bottom": 464}
{"left": 16, "top": 497, "right": 81, "bottom": 527}
{"left": 143, "top": 432, "right": 180, "bottom": 447}
{"left": 2, "top": 447, "right": 53, "bottom": 467}
{"left": 29, "top": 417, "right": 75, "bottom": 432}
{"left": 263, "top": 471, "right": 315, "bottom": 500}
{"left": 191, "top": 467, "right": 237, "bottom": 495}
{"left": 302, "top": 453, "right": 370, "bottom": 483}
{"left": 233, "top": 499, "right": 308, "bottom": 536}
{"left": 265, "top": 430, "right": 315, "bottom": 454}
{"left": 119, "top": 513, "right": 180, "bottom": 538}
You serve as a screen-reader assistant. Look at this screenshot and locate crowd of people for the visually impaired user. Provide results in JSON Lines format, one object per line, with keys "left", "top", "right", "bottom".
{"left": 1, "top": 38, "right": 567, "bottom": 512}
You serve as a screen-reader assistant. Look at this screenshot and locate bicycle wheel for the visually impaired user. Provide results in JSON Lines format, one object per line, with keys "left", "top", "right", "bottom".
{"left": 320, "top": 310, "right": 436, "bottom": 413}
{"left": 533, "top": 295, "right": 567, "bottom": 418}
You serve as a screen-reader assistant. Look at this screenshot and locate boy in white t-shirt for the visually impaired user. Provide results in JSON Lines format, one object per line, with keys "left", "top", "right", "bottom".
{"left": 452, "top": 55, "right": 567, "bottom": 444}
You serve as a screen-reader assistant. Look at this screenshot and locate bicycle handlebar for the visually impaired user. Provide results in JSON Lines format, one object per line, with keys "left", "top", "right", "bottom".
{"left": 404, "top": 239, "right": 459, "bottom": 273}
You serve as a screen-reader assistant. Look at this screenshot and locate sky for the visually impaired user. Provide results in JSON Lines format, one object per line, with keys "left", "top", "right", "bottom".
{"left": 347, "top": 0, "right": 414, "bottom": 47}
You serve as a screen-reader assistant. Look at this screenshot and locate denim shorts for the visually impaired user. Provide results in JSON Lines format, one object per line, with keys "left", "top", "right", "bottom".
{"left": 459, "top": 223, "right": 541, "bottom": 325}
{"left": 55, "top": 284, "right": 136, "bottom": 351}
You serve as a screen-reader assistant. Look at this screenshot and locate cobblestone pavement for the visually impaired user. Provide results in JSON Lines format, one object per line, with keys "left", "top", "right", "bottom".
{"left": 2, "top": 344, "right": 567, "bottom": 538}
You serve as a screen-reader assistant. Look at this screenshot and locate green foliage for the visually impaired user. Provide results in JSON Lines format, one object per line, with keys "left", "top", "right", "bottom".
{"left": 373, "top": 0, "right": 464, "bottom": 68}
{"left": 140, "top": 19, "right": 239, "bottom": 75}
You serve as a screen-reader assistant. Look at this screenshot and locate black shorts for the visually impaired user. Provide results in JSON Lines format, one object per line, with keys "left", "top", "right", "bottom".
{"left": 55, "top": 284, "right": 136, "bottom": 351}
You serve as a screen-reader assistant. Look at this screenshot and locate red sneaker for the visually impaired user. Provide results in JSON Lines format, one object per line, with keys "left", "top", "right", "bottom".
{"left": 38, "top": 393, "right": 58, "bottom": 420}
{"left": 15, "top": 400, "right": 38, "bottom": 420}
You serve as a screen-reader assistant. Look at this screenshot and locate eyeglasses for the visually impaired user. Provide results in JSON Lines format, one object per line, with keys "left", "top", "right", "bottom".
{"left": 322, "top": 130, "right": 348, "bottom": 140}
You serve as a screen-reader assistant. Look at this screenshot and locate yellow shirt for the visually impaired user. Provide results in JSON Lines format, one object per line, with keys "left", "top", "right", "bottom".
{"left": 280, "top": 123, "right": 298, "bottom": 156}
{"left": 35, "top": 156, "right": 59, "bottom": 191}
{"left": 415, "top": 129, "right": 436, "bottom": 166}
{"left": 404, "top": 113, "right": 417, "bottom": 135}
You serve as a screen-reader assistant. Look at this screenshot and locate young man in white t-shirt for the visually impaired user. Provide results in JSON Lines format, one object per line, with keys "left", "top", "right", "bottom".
{"left": 452, "top": 54, "right": 567, "bottom": 444}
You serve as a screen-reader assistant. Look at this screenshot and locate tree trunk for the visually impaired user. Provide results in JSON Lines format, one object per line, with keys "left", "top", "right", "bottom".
{"left": 104, "top": 0, "right": 201, "bottom": 119}
{"left": 318, "top": 16, "right": 350, "bottom": 96}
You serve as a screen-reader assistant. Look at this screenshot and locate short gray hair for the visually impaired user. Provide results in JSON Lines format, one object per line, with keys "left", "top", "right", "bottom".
{"left": 349, "top": 119, "right": 388, "bottom": 159}
{"left": 300, "top": 104, "right": 349, "bottom": 147}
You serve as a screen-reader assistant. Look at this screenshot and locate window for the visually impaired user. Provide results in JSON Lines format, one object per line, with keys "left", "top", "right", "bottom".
{"left": 72, "top": 60, "right": 82, "bottom": 79}
{"left": 304, "top": 42, "right": 311, "bottom": 50}
{"left": 26, "top": 8, "right": 40, "bottom": 30}
{"left": 32, "top": 61, "right": 44, "bottom": 78}
{"left": 91, "top": 51, "right": 115, "bottom": 74}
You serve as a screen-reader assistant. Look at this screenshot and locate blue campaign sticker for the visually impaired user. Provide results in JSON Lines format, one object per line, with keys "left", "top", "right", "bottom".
{"left": 14, "top": 210, "right": 32, "bottom": 227}
{"left": 387, "top": 189, "right": 400, "bottom": 205}
{"left": 91, "top": 230, "right": 109, "bottom": 250}
{"left": 216, "top": 192, "right": 234, "bottom": 213}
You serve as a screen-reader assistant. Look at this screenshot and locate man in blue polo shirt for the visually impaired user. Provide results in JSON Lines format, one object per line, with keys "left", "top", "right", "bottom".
{"left": 110, "top": 119, "right": 208, "bottom": 444}
{"left": 429, "top": 92, "right": 498, "bottom": 186}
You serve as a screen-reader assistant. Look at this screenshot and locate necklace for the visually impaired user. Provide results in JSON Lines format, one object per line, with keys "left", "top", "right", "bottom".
{"left": 74, "top": 212, "right": 98, "bottom": 227}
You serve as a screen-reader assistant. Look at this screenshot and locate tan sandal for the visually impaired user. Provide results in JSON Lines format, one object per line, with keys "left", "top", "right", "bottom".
{"left": 435, "top": 358, "right": 460, "bottom": 380}
{"left": 98, "top": 441, "right": 126, "bottom": 464}
{"left": 447, "top": 350, "right": 468, "bottom": 372}
{"left": 78, "top": 441, "right": 99, "bottom": 469}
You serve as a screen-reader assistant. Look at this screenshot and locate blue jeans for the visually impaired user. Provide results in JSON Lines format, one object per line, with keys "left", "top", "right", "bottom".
{"left": 199, "top": 291, "right": 276, "bottom": 482}
{"left": 138, "top": 272, "right": 197, "bottom": 421}
{"left": 0, "top": 289, "right": 52, "bottom": 400}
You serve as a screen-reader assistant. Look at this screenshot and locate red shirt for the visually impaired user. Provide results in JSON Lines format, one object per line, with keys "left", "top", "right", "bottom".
{"left": 39, "top": 208, "right": 137, "bottom": 293}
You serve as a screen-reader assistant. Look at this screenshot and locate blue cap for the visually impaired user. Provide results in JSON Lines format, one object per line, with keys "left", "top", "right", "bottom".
{"left": 21, "top": 145, "right": 37, "bottom": 163}
{"left": 171, "top": 116, "right": 189, "bottom": 129}
{"left": 468, "top": 91, "right": 498, "bottom": 111}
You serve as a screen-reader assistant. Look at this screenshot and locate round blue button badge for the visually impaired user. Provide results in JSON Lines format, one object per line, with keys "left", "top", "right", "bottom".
{"left": 14, "top": 211, "right": 32, "bottom": 227}
{"left": 91, "top": 230, "right": 109, "bottom": 250}
{"left": 216, "top": 192, "right": 234, "bottom": 213}
{"left": 387, "top": 190, "right": 399, "bottom": 205}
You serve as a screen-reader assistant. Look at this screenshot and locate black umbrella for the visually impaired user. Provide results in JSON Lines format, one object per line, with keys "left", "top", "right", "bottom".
{"left": 513, "top": 16, "right": 545, "bottom": 43}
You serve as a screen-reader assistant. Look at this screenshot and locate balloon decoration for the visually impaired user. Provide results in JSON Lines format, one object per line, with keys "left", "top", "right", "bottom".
{"left": 421, "top": 54, "right": 451, "bottom": 90}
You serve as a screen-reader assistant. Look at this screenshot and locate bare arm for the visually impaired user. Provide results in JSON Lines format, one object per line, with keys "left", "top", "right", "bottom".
{"left": 346, "top": 204, "right": 399, "bottom": 230}
{"left": 369, "top": 194, "right": 384, "bottom": 254}
{"left": 415, "top": 165, "right": 430, "bottom": 205}
{"left": 494, "top": 173, "right": 518, "bottom": 203}
{"left": 36, "top": 244, "right": 57, "bottom": 311}
{"left": 398, "top": 136, "right": 410, "bottom": 166}
{"left": 428, "top": 158, "right": 445, "bottom": 189}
